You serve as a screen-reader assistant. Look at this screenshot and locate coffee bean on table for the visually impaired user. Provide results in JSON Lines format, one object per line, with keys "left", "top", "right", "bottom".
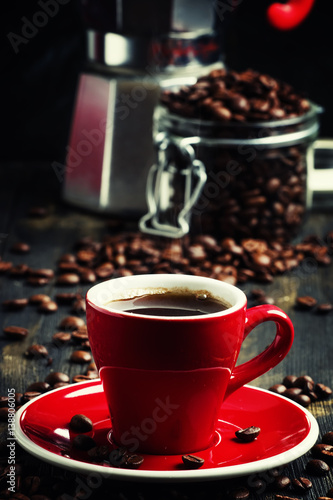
{"left": 235, "top": 426, "right": 261, "bottom": 442}
{"left": 70, "top": 350, "right": 92, "bottom": 363}
{"left": 283, "top": 375, "right": 298, "bottom": 388}
{"left": 56, "top": 273, "right": 80, "bottom": 285}
{"left": 59, "top": 316, "right": 85, "bottom": 330}
{"left": 56, "top": 292, "right": 78, "bottom": 304}
{"left": 305, "top": 458, "right": 330, "bottom": 475}
{"left": 312, "top": 444, "right": 333, "bottom": 462}
{"left": 296, "top": 296, "right": 317, "bottom": 309}
{"left": 26, "top": 382, "right": 50, "bottom": 393}
{"left": 292, "top": 476, "right": 312, "bottom": 493}
{"left": 10, "top": 242, "right": 31, "bottom": 254}
{"left": 182, "top": 454, "right": 205, "bottom": 469}
{"left": 29, "top": 268, "right": 55, "bottom": 279}
{"left": 274, "top": 476, "right": 291, "bottom": 490}
{"left": 72, "top": 434, "right": 96, "bottom": 451}
{"left": 322, "top": 432, "right": 333, "bottom": 446}
{"left": 0, "top": 396, "right": 9, "bottom": 408}
{"left": 3, "top": 325, "right": 29, "bottom": 340}
{"left": 52, "top": 332, "right": 72, "bottom": 344}
{"left": 29, "top": 293, "right": 52, "bottom": 304}
{"left": 39, "top": 300, "right": 58, "bottom": 313}
{"left": 21, "top": 391, "right": 42, "bottom": 403}
{"left": 27, "top": 276, "right": 50, "bottom": 286}
{"left": 25, "top": 344, "right": 49, "bottom": 358}
{"left": 69, "top": 414, "right": 93, "bottom": 433}
{"left": 71, "top": 328, "right": 89, "bottom": 342}
{"left": 0, "top": 261, "right": 13, "bottom": 273}
{"left": 45, "top": 372, "right": 70, "bottom": 386}
{"left": 2, "top": 298, "right": 28, "bottom": 310}
{"left": 315, "top": 383, "right": 333, "bottom": 399}
{"left": 269, "top": 384, "right": 287, "bottom": 394}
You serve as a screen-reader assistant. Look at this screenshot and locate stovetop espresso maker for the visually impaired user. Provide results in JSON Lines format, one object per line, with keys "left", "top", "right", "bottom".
{"left": 63, "top": 0, "right": 315, "bottom": 218}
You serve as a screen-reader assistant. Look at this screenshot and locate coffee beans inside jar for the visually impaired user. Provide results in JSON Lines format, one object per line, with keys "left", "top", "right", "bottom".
{"left": 155, "top": 68, "right": 320, "bottom": 242}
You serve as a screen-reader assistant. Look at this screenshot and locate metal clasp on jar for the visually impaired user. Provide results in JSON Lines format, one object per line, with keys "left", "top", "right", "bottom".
{"left": 139, "top": 132, "right": 207, "bottom": 238}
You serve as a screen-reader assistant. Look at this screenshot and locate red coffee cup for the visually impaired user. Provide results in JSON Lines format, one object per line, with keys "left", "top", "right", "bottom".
{"left": 86, "top": 274, "right": 294, "bottom": 455}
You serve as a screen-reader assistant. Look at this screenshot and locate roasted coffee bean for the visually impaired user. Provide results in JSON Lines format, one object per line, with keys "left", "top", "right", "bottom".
{"left": 76, "top": 249, "right": 97, "bottom": 264}
{"left": 21, "top": 391, "right": 41, "bottom": 403}
{"left": 69, "top": 414, "right": 93, "bottom": 433}
{"left": 292, "top": 394, "right": 312, "bottom": 407}
{"left": 28, "top": 268, "right": 54, "bottom": 279}
{"left": 292, "top": 375, "right": 315, "bottom": 392}
{"left": 0, "top": 396, "right": 8, "bottom": 408}
{"left": 315, "top": 383, "right": 332, "bottom": 399}
{"left": 56, "top": 273, "right": 80, "bottom": 285}
{"left": 38, "top": 300, "right": 58, "bottom": 313}
{"left": 59, "top": 316, "right": 86, "bottom": 330}
{"left": 72, "top": 374, "right": 95, "bottom": 383}
{"left": 316, "top": 303, "right": 333, "bottom": 314}
{"left": 72, "top": 434, "right": 96, "bottom": 451}
{"left": 123, "top": 454, "right": 145, "bottom": 469}
{"left": 25, "top": 344, "right": 49, "bottom": 358}
{"left": 284, "top": 387, "right": 303, "bottom": 398}
{"left": 228, "top": 486, "right": 250, "bottom": 499}
{"left": 44, "top": 372, "right": 70, "bottom": 386}
{"left": 182, "top": 454, "right": 205, "bottom": 469}
{"left": 322, "top": 432, "right": 333, "bottom": 446}
{"left": 95, "top": 262, "right": 114, "bottom": 278}
{"left": 71, "top": 298, "right": 86, "bottom": 314}
{"left": 10, "top": 242, "right": 31, "bottom": 254}
{"left": 291, "top": 477, "right": 312, "bottom": 493}
{"left": 274, "top": 475, "right": 291, "bottom": 490}
{"left": 305, "top": 458, "right": 330, "bottom": 475}
{"left": 269, "top": 384, "right": 287, "bottom": 394}
{"left": 55, "top": 292, "right": 78, "bottom": 303}
{"left": 283, "top": 375, "right": 298, "bottom": 388}
{"left": 27, "top": 276, "right": 50, "bottom": 286}
{"left": 29, "top": 294, "right": 51, "bottom": 304}
{"left": 10, "top": 263, "right": 29, "bottom": 276}
{"left": 87, "top": 445, "right": 110, "bottom": 462}
{"left": 0, "top": 261, "right": 13, "bottom": 272}
{"left": 70, "top": 350, "right": 92, "bottom": 363}
{"left": 2, "top": 298, "right": 28, "bottom": 310}
{"left": 26, "top": 382, "right": 50, "bottom": 393}
{"left": 71, "top": 329, "right": 89, "bottom": 342}
{"left": 296, "top": 295, "right": 317, "bottom": 309}
{"left": 52, "top": 332, "right": 72, "bottom": 344}
{"left": 3, "top": 325, "right": 29, "bottom": 340}
{"left": 235, "top": 426, "right": 261, "bottom": 442}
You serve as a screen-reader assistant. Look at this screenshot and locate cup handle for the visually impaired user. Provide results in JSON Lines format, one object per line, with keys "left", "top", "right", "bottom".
{"left": 224, "top": 305, "right": 294, "bottom": 399}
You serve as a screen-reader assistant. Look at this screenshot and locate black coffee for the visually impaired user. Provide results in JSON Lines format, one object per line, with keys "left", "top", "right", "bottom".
{"left": 106, "top": 288, "right": 231, "bottom": 317}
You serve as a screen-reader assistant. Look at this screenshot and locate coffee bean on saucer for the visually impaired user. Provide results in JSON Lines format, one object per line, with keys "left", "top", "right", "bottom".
{"left": 87, "top": 445, "right": 110, "bottom": 462}
{"left": 72, "top": 434, "right": 96, "bottom": 451}
{"left": 123, "top": 454, "right": 145, "bottom": 469}
{"left": 3, "top": 325, "right": 29, "bottom": 340}
{"left": 70, "top": 350, "right": 92, "bottom": 363}
{"left": 25, "top": 344, "right": 49, "bottom": 358}
{"left": 182, "top": 454, "right": 205, "bottom": 468}
{"left": 291, "top": 476, "right": 312, "bottom": 493}
{"left": 59, "top": 316, "right": 86, "bottom": 330}
{"left": 235, "top": 426, "right": 261, "bottom": 442}
{"left": 44, "top": 372, "right": 70, "bottom": 386}
{"left": 69, "top": 414, "right": 93, "bottom": 433}
{"left": 305, "top": 458, "right": 330, "bottom": 475}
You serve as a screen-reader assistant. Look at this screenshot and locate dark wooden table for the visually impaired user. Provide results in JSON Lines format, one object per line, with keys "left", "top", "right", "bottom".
{"left": 1, "top": 162, "right": 333, "bottom": 499}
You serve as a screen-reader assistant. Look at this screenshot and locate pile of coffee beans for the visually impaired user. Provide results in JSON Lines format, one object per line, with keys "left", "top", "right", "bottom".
{"left": 269, "top": 375, "right": 332, "bottom": 407}
{"left": 161, "top": 68, "right": 310, "bottom": 122}
{"left": 158, "top": 68, "right": 316, "bottom": 241}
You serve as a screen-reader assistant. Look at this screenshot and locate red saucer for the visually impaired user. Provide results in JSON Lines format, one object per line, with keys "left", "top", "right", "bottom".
{"left": 15, "top": 380, "right": 318, "bottom": 482}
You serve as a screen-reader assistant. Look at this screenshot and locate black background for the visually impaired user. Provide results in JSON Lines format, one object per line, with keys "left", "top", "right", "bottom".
{"left": 1, "top": 0, "right": 331, "bottom": 162}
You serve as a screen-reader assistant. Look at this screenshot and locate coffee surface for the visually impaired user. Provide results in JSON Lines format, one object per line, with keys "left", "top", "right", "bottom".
{"left": 106, "top": 289, "right": 230, "bottom": 317}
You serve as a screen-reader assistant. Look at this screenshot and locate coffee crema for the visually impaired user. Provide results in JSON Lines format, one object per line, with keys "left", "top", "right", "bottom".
{"left": 105, "top": 288, "right": 231, "bottom": 317}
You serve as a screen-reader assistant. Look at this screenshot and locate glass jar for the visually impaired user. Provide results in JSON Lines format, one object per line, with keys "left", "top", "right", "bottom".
{"left": 139, "top": 103, "right": 321, "bottom": 241}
